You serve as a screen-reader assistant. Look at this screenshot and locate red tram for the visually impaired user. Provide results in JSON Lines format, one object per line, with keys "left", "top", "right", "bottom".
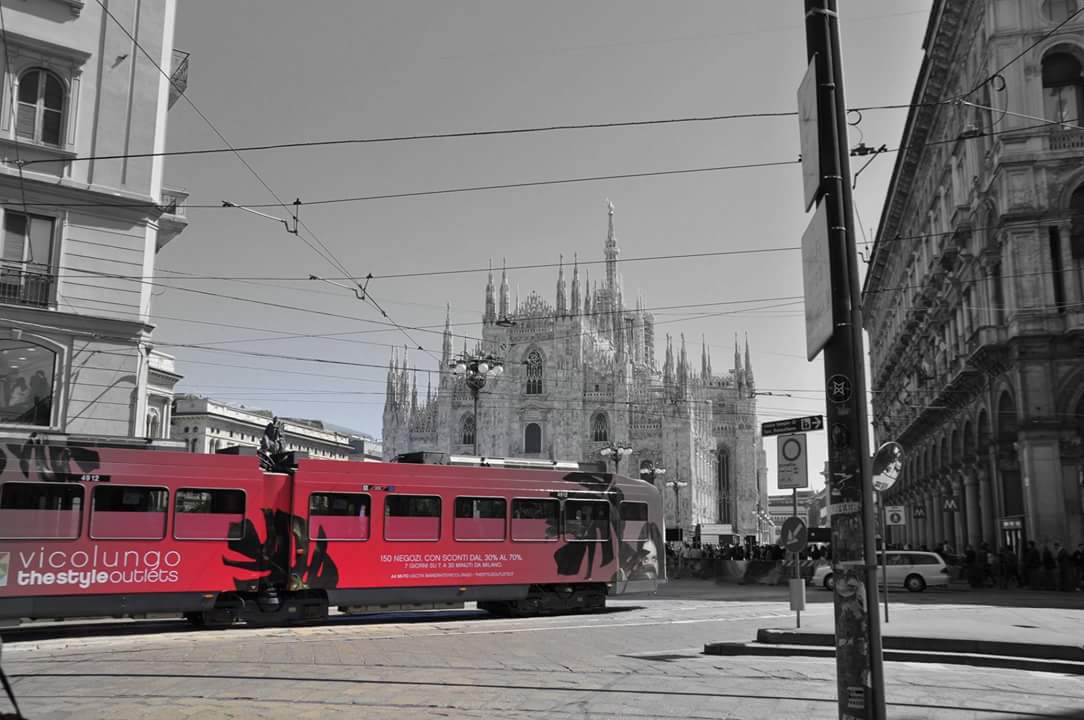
{"left": 0, "top": 441, "right": 663, "bottom": 626}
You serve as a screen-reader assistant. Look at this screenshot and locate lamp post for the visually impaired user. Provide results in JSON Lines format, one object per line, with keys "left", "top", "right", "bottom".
{"left": 665, "top": 479, "right": 689, "bottom": 537}
{"left": 599, "top": 442, "right": 632, "bottom": 474}
{"left": 639, "top": 461, "right": 667, "bottom": 486}
{"left": 451, "top": 352, "right": 504, "bottom": 455}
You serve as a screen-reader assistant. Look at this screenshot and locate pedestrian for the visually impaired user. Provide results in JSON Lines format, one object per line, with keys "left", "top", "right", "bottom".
{"left": 997, "top": 546, "right": 1016, "bottom": 589}
{"left": 1073, "top": 543, "right": 1084, "bottom": 590}
{"left": 1055, "top": 542, "right": 1072, "bottom": 592}
{"left": 1024, "top": 541, "right": 1042, "bottom": 589}
{"left": 1041, "top": 541, "right": 1057, "bottom": 590}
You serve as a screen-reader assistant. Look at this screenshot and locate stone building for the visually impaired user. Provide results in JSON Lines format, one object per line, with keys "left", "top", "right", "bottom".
{"left": 862, "top": 0, "right": 1084, "bottom": 554}
{"left": 172, "top": 396, "right": 354, "bottom": 461}
{"left": 0, "top": 0, "right": 188, "bottom": 442}
{"left": 383, "top": 205, "right": 768, "bottom": 540}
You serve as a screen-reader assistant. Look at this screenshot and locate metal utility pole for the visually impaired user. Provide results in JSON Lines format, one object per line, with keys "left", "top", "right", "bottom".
{"left": 801, "top": 1, "right": 885, "bottom": 718}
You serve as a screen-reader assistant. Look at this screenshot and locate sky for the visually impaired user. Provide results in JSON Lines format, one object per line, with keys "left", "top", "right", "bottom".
{"left": 154, "top": 1, "right": 934, "bottom": 492}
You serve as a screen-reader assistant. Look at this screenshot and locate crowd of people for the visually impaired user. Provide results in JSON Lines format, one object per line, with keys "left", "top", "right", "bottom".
{"left": 922, "top": 539, "right": 1084, "bottom": 592}
{"left": 665, "top": 538, "right": 1084, "bottom": 591}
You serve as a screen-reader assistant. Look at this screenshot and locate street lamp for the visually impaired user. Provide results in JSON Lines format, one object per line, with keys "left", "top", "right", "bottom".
{"left": 639, "top": 461, "right": 667, "bottom": 486}
{"left": 451, "top": 352, "right": 504, "bottom": 455}
{"left": 665, "top": 479, "right": 689, "bottom": 535}
{"left": 599, "top": 443, "right": 633, "bottom": 474}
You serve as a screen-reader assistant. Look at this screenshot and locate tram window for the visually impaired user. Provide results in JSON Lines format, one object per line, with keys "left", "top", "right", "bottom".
{"left": 0, "top": 482, "right": 83, "bottom": 540}
{"left": 511, "top": 498, "right": 559, "bottom": 541}
{"left": 454, "top": 497, "right": 506, "bottom": 541}
{"left": 384, "top": 495, "right": 441, "bottom": 541}
{"left": 619, "top": 501, "right": 649, "bottom": 541}
{"left": 309, "top": 492, "right": 370, "bottom": 541}
{"left": 90, "top": 485, "right": 168, "bottom": 540}
{"left": 564, "top": 500, "right": 610, "bottom": 542}
{"left": 174, "top": 488, "right": 245, "bottom": 541}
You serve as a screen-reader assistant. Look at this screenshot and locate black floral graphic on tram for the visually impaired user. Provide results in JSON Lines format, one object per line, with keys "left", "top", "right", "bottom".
{"left": 2, "top": 434, "right": 101, "bottom": 482}
{"left": 223, "top": 508, "right": 338, "bottom": 591}
{"left": 547, "top": 471, "right": 663, "bottom": 582}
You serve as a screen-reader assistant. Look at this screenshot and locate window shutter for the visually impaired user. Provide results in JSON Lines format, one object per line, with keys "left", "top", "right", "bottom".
{"left": 16, "top": 102, "right": 37, "bottom": 139}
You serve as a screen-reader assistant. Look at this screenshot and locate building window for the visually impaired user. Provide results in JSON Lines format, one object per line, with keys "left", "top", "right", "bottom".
{"left": 1043, "top": 0, "right": 1079, "bottom": 22}
{"left": 525, "top": 349, "right": 543, "bottom": 394}
{"left": 1070, "top": 185, "right": 1084, "bottom": 258}
{"left": 461, "top": 414, "right": 475, "bottom": 446}
{"left": 524, "top": 422, "right": 542, "bottom": 453}
{"left": 1042, "top": 52, "right": 1084, "bottom": 127}
{"left": 591, "top": 412, "right": 609, "bottom": 442}
{"left": 16, "top": 68, "right": 64, "bottom": 146}
{"left": 1, "top": 210, "right": 56, "bottom": 307}
{"left": 0, "top": 339, "right": 56, "bottom": 426}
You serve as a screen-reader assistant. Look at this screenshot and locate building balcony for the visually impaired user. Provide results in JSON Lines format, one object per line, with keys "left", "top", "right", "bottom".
{"left": 1047, "top": 128, "right": 1084, "bottom": 152}
{"left": 0, "top": 264, "right": 53, "bottom": 308}
{"left": 157, "top": 186, "right": 189, "bottom": 252}
{"left": 168, "top": 49, "right": 189, "bottom": 109}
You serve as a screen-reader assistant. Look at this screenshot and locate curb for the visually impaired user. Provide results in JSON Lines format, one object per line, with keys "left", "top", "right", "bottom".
{"left": 755, "top": 628, "right": 1084, "bottom": 661}
{"left": 702, "top": 641, "right": 1084, "bottom": 675}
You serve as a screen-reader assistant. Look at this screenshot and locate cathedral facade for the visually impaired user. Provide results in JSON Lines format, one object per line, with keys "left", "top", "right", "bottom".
{"left": 383, "top": 205, "right": 768, "bottom": 541}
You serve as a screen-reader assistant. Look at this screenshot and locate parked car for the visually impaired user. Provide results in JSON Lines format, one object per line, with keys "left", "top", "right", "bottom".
{"left": 810, "top": 551, "right": 949, "bottom": 592}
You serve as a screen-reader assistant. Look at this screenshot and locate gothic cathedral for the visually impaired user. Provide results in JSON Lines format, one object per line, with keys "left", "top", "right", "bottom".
{"left": 383, "top": 204, "right": 768, "bottom": 540}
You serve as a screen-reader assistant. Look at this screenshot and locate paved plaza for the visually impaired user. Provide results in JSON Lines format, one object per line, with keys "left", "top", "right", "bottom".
{"left": 2, "top": 581, "right": 1083, "bottom": 719}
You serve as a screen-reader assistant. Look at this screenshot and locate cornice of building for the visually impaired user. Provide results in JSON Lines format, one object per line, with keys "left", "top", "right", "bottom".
{"left": 865, "top": 0, "right": 963, "bottom": 299}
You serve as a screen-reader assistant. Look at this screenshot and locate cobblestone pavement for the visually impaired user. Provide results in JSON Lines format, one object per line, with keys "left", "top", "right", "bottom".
{"left": 4, "top": 589, "right": 1083, "bottom": 719}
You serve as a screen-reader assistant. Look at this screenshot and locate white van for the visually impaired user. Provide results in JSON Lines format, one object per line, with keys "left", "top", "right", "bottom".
{"left": 810, "top": 551, "right": 949, "bottom": 592}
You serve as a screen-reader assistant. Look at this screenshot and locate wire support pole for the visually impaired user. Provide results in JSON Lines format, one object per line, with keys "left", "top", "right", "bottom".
{"left": 804, "top": 2, "right": 885, "bottom": 719}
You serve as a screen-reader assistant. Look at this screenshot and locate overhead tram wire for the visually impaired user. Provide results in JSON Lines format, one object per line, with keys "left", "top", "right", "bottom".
{"left": 90, "top": 0, "right": 436, "bottom": 362}
{"left": 16, "top": 100, "right": 948, "bottom": 171}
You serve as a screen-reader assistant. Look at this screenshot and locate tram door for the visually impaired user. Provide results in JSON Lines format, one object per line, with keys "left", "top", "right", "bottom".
{"left": 1000, "top": 517, "right": 1025, "bottom": 555}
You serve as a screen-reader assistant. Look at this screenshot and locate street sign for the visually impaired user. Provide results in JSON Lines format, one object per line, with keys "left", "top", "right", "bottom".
{"left": 699, "top": 523, "right": 733, "bottom": 536}
{"left": 943, "top": 496, "right": 959, "bottom": 512}
{"left": 885, "top": 506, "right": 905, "bottom": 526}
{"left": 798, "top": 57, "right": 821, "bottom": 212}
{"left": 801, "top": 201, "right": 833, "bottom": 361}
{"left": 780, "top": 516, "right": 808, "bottom": 553}
{"left": 776, "top": 433, "right": 809, "bottom": 489}
{"left": 761, "top": 415, "right": 824, "bottom": 436}
{"left": 913, "top": 506, "right": 927, "bottom": 520}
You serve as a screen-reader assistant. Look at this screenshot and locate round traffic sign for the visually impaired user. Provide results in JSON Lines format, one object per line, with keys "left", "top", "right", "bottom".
{"left": 887, "top": 509, "right": 904, "bottom": 525}
{"left": 780, "top": 516, "right": 808, "bottom": 553}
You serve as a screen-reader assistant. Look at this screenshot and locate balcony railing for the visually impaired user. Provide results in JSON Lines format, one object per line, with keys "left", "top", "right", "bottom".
{"left": 0, "top": 265, "right": 53, "bottom": 307}
{"left": 1048, "top": 128, "right": 1084, "bottom": 152}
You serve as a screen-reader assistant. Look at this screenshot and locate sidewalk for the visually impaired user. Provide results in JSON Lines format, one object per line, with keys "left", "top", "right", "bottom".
{"left": 705, "top": 597, "right": 1084, "bottom": 673}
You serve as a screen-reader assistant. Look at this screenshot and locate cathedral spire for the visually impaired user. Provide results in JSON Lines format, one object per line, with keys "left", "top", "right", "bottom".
{"left": 604, "top": 200, "right": 619, "bottom": 308}
{"left": 410, "top": 369, "right": 418, "bottom": 412}
{"left": 701, "top": 335, "right": 709, "bottom": 383}
{"left": 679, "top": 333, "right": 689, "bottom": 389}
{"left": 556, "top": 254, "right": 567, "bottom": 317}
{"left": 744, "top": 332, "right": 754, "bottom": 389}
{"left": 583, "top": 269, "right": 592, "bottom": 318}
{"left": 663, "top": 334, "right": 674, "bottom": 389}
{"left": 484, "top": 260, "right": 496, "bottom": 323}
{"left": 499, "top": 258, "right": 510, "bottom": 319}
{"left": 441, "top": 303, "right": 452, "bottom": 366}
{"left": 571, "top": 253, "right": 580, "bottom": 315}
{"left": 385, "top": 349, "right": 397, "bottom": 408}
